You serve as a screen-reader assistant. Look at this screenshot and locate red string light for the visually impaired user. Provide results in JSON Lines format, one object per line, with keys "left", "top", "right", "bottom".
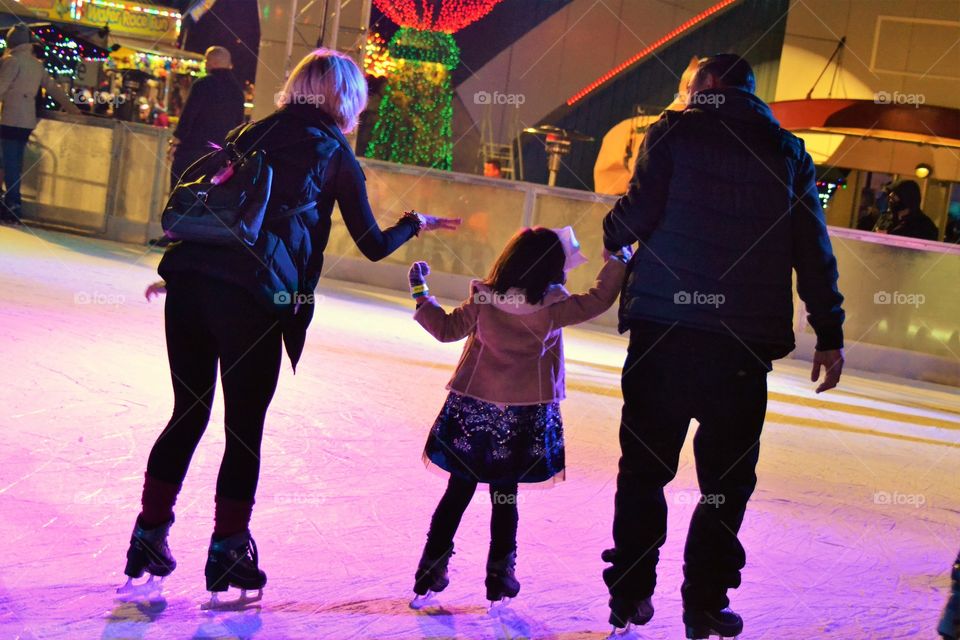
{"left": 566, "top": 0, "right": 737, "bottom": 106}
{"left": 373, "top": 0, "right": 502, "bottom": 33}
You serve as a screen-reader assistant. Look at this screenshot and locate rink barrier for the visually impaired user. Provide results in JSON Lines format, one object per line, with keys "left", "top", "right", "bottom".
{"left": 16, "top": 115, "right": 960, "bottom": 387}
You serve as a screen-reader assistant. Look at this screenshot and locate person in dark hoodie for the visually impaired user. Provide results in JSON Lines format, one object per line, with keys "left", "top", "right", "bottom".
{"left": 600, "top": 55, "right": 845, "bottom": 639}
{"left": 882, "top": 179, "right": 939, "bottom": 241}
{"left": 168, "top": 46, "right": 245, "bottom": 189}
{"left": 121, "top": 49, "right": 460, "bottom": 605}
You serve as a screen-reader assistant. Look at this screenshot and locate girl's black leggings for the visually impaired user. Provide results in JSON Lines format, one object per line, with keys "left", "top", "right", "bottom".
{"left": 425, "top": 474, "right": 519, "bottom": 560}
{"left": 146, "top": 274, "right": 283, "bottom": 502}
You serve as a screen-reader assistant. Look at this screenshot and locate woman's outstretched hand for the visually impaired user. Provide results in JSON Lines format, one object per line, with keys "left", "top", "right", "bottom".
{"left": 416, "top": 212, "right": 462, "bottom": 232}
{"left": 145, "top": 281, "right": 167, "bottom": 301}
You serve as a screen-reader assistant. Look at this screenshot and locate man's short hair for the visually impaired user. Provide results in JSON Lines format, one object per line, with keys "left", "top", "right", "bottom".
{"left": 695, "top": 54, "right": 755, "bottom": 93}
{"left": 205, "top": 46, "right": 233, "bottom": 70}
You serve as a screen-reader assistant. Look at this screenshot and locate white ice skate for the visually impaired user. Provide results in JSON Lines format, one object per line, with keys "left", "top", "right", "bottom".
{"left": 201, "top": 587, "right": 264, "bottom": 611}
{"left": 115, "top": 575, "right": 166, "bottom": 603}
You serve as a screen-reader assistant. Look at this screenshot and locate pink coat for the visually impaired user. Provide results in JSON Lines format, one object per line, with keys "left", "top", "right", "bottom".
{"left": 414, "top": 259, "right": 627, "bottom": 405}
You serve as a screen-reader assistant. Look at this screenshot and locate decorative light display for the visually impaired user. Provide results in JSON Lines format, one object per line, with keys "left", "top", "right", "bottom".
{"left": 106, "top": 50, "right": 205, "bottom": 78}
{"left": 365, "top": 0, "right": 503, "bottom": 170}
{"left": 373, "top": 0, "right": 502, "bottom": 33}
{"left": 566, "top": 0, "right": 737, "bottom": 106}
{"left": 0, "top": 26, "right": 108, "bottom": 77}
{"left": 363, "top": 31, "right": 396, "bottom": 78}
{"left": 816, "top": 178, "right": 846, "bottom": 210}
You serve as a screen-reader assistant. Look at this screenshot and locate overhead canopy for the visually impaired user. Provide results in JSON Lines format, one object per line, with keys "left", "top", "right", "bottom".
{"left": 0, "top": 1, "right": 44, "bottom": 28}
{"left": 770, "top": 99, "right": 960, "bottom": 182}
{"left": 770, "top": 99, "right": 960, "bottom": 149}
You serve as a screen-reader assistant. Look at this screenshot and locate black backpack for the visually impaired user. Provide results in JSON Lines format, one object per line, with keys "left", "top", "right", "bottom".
{"left": 161, "top": 124, "right": 270, "bottom": 245}
{"left": 160, "top": 123, "right": 316, "bottom": 246}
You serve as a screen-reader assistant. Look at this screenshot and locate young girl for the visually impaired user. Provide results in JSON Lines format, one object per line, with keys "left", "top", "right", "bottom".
{"left": 407, "top": 226, "right": 631, "bottom": 608}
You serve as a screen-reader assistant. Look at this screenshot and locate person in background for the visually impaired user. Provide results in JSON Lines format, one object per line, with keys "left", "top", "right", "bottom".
{"left": 855, "top": 187, "right": 879, "bottom": 231}
{"left": 151, "top": 102, "right": 170, "bottom": 129}
{"left": 880, "top": 179, "right": 939, "bottom": 241}
{"left": 944, "top": 202, "right": 960, "bottom": 244}
{"left": 168, "top": 46, "right": 244, "bottom": 189}
{"left": 0, "top": 24, "right": 80, "bottom": 224}
{"left": 483, "top": 158, "right": 503, "bottom": 179}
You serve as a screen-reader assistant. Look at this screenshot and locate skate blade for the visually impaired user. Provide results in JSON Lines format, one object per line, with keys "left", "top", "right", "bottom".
{"left": 487, "top": 596, "right": 512, "bottom": 615}
{"left": 685, "top": 630, "right": 739, "bottom": 640}
{"left": 409, "top": 591, "right": 439, "bottom": 610}
{"left": 201, "top": 588, "right": 263, "bottom": 611}
{"left": 606, "top": 622, "right": 641, "bottom": 639}
{"left": 115, "top": 575, "right": 165, "bottom": 602}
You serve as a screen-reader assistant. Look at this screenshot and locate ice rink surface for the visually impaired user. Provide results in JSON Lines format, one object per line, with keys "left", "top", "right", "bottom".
{"left": 0, "top": 226, "right": 957, "bottom": 639}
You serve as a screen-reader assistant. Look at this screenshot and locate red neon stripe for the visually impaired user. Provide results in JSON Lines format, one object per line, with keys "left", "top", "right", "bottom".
{"left": 565, "top": 0, "right": 737, "bottom": 106}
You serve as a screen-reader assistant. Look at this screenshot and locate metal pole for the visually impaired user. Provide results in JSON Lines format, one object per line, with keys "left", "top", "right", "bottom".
{"left": 284, "top": 0, "right": 299, "bottom": 80}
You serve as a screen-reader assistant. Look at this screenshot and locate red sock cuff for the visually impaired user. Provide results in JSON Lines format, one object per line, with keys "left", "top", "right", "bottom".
{"left": 213, "top": 495, "right": 255, "bottom": 538}
{"left": 140, "top": 474, "right": 181, "bottom": 527}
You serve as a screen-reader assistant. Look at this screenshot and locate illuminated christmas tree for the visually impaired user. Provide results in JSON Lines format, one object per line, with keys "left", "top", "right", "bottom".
{"left": 365, "top": 0, "right": 503, "bottom": 170}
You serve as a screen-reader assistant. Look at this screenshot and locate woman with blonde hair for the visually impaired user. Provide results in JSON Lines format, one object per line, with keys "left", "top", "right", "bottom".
{"left": 122, "top": 48, "right": 460, "bottom": 605}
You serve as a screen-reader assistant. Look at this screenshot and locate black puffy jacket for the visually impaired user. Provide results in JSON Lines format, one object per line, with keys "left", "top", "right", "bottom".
{"left": 159, "top": 103, "right": 417, "bottom": 368}
{"left": 602, "top": 88, "right": 844, "bottom": 359}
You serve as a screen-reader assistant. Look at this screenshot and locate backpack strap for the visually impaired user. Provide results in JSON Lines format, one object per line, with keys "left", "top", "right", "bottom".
{"left": 273, "top": 200, "right": 317, "bottom": 219}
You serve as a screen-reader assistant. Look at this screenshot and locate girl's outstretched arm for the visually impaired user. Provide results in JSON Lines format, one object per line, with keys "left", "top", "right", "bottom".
{"left": 548, "top": 252, "right": 629, "bottom": 327}
{"left": 408, "top": 261, "right": 479, "bottom": 342}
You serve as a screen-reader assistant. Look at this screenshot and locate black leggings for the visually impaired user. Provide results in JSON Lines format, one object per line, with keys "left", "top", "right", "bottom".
{"left": 425, "top": 474, "right": 519, "bottom": 560}
{"left": 146, "top": 274, "right": 283, "bottom": 502}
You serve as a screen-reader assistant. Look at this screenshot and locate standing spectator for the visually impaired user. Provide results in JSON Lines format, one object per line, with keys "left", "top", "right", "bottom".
{"left": 855, "top": 187, "right": 879, "bottom": 231}
{"left": 169, "top": 46, "right": 244, "bottom": 189}
{"left": 882, "top": 179, "right": 939, "bottom": 241}
{"left": 600, "top": 54, "right": 845, "bottom": 638}
{"left": 0, "top": 24, "right": 80, "bottom": 224}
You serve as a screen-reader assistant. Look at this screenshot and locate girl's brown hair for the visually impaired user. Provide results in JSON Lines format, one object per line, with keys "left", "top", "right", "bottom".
{"left": 484, "top": 227, "right": 566, "bottom": 305}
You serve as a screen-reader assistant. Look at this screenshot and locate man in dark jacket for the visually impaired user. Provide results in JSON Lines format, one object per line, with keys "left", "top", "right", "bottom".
{"left": 600, "top": 55, "right": 845, "bottom": 637}
{"left": 883, "top": 179, "right": 939, "bottom": 241}
{"left": 169, "top": 46, "right": 244, "bottom": 189}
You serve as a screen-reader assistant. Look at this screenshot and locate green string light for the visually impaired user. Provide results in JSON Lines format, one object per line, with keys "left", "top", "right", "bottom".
{"left": 364, "top": 28, "right": 459, "bottom": 170}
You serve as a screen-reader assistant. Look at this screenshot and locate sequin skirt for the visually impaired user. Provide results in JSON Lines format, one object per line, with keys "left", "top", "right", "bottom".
{"left": 423, "top": 392, "right": 565, "bottom": 485}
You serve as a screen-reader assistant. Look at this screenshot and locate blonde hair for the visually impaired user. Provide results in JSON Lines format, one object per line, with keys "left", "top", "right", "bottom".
{"left": 277, "top": 49, "right": 368, "bottom": 133}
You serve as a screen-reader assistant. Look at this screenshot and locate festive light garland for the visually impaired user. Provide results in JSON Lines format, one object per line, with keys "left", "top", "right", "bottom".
{"left": 0, "top": 26, "right": 108, "bottom": 77}
{"left": 365, "top": 0, "right": 502, "bottom": 170}
{"left": 373, "top": 0, "right": 501, "bottom": 33}
{"left": 566, "top": 0, "right": 737, "bottom": 106}
{"left": 816, "top": 178, "right": 846, "bottom": 210}
{"left": 366, "top": 56, "right": 455, "bottom": 169}
{"left": 363, "top": 32, "right": 396, "bottom": 78}
{"left": 106, "top": 50, "right": 205, "bottom": 77}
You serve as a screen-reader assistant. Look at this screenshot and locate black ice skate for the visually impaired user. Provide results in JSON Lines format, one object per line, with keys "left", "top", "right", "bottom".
{"left": 485, "top": 550, "right": 520, "bottom": 611}
{"left": 940, "top": 552, "right": 960, "bottom": 639}
{"left": 607, "top": 595, "right": 654, "bottom": 637}
{"left": 202, "top": 530, "right": 266, "bottom": 610}
{"left": 410, "top": 546, "right": 454, "bottom": 609}
{"left": 683, "top": 607, "right": 743, "bottom": 639}
{"left": 117, "top": 515, "right": 176, "bottom": 599}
